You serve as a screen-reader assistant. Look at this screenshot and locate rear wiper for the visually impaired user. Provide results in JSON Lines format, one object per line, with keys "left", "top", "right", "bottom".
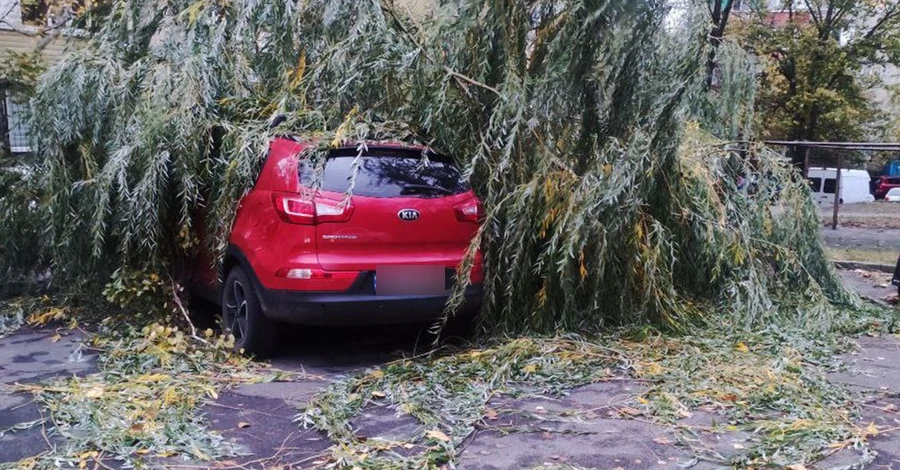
{"left": 400, "top": 184, "right": 453, "bottom": 196}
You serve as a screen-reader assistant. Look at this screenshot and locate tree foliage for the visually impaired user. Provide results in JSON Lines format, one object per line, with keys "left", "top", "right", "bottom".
{"left": 732, "top": 0, "right": 900, "bottom": 163}
{"left": 21, "top": 0, "right": 853, "bottom": 333}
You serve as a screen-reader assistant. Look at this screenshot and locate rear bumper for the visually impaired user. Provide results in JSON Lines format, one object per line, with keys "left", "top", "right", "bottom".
{"left": 257, "top": 274, "right": 483, "bottom": 326}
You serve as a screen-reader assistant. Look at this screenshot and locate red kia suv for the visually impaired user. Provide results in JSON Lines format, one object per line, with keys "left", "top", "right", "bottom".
{"left": 195, "top": 138, "right": 484, "bottom": 356}
{"left": 874, "top": 176, "right": 900, "bottom": 200}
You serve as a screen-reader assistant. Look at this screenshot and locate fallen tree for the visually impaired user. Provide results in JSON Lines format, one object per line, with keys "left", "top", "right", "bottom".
{"left": 18, "top": 0, "right": 854, "bottom": 333}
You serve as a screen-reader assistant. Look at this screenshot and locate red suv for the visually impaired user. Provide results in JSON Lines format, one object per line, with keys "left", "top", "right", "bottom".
{"left": 195, "top": 138, "right": 484, "bottom": 356}
{"left": 874, "top": 176, "right": 900, "bottom": 200}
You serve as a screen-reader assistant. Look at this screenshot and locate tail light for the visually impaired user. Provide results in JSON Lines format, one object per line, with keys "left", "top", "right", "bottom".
{"left": 453, "top": 199, "right": 484, "bottom": 224}
{"left": 273, "top": 192, "right": 354, "bottom": 225}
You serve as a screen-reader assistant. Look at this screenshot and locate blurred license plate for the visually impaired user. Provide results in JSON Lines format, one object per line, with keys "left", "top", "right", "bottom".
{"left": 376, "top": 265, "right": 444, "bottom": 296}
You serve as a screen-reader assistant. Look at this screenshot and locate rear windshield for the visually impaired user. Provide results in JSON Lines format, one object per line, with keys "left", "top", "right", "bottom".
{"left": 300, "top": 150, "right": 469, "bottom": 198}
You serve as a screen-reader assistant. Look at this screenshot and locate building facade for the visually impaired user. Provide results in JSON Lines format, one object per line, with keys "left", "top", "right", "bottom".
{"left": 1, "top": 0, "right": 81, "bottom": 155}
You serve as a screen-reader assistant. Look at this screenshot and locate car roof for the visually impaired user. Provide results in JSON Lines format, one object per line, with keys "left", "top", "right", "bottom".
{"left": 274, "top": 136, "right": 428, "bottom": 153}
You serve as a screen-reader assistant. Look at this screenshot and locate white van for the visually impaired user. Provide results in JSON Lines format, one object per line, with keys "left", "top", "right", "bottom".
{"left": 807, "top": 167, "right": 874, "bottom": 205}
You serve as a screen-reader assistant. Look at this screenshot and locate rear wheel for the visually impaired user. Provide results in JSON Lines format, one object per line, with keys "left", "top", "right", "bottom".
{"left": 222, "top": 267, "right": 277, "bottom": 358}
{"left": 438, "top": 308, "right": 480, "bottom": 343}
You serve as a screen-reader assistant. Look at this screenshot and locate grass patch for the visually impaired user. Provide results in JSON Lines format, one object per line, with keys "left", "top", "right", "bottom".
{"left": 818, "top": 202, "right": 900, "bottom": 229}
{"left": 299, "top": 310, "right": 899, "bottom": 469}
{"left": 823, "top": 216, "right": 900, "bottom": 229}
{"left": 825, "top": 247, "right": 897, "bottom": 265}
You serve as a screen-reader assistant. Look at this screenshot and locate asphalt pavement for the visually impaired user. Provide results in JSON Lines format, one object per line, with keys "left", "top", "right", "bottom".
{"left": 4, "top": 283, "right": 900, "bottom": 469}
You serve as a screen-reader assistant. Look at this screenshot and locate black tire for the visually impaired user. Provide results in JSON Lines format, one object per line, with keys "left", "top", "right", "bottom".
{"left": 439, "top": 308, "right": 480, "bottom": 343}
{"left": 222, "top": 267, "right": 277, "bottom": 358}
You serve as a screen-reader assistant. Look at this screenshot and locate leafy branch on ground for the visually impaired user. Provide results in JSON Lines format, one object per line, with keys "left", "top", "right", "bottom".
{"left": 299, "top": 308, "right": 898, "bottom": 469}
{"left": 0, "top": 296, "right": 292, "bottom": 470}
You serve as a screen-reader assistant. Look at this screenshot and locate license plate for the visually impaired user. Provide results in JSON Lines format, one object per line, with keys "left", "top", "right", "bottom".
{"left": 375, "top": 265, "right": 445, "bottom": 296}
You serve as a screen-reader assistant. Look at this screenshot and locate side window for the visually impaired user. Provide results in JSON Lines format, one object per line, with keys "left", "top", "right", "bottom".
{"left": 823, "top": 178, "right": 836, "bottom": 194}
{"left": 808, "top": 177, "right": 822, "bottom": 192}
{"left": 890, "top": 178, "right": 900, "bottom": 185}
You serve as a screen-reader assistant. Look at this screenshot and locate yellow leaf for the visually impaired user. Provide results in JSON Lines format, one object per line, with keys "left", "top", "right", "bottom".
{"left": 371, "top": 391, "right": 386, "bottom": 399}
{"left": 866, "top": 422, "right": 879, "bottom": 437}
{"left": 135, "top": 449, "right": 150, "bottom": 455}
{"left": 289, "top": 51, "right": 307, "bottom": 90}
{"left": 522, "top": 363, "right": 538, "bottom": 373}
{"left": 191, "top": 445, "right": 210, "bottom": 461}
{"left": 370, "top": 369, "right": 385, "bottom": 379}
{"left": 84, "top": 385, "right": 105, "bottom": 399}
{"left": 181, "top": 0, "right": 206, "bottom": 25}
{"left": 579, "top": 250, "right": 587, "bottom": 280}
{"left": 425, "top": 430, "right": 451, "bottom": 442}
{"left": 735, "top": 342, "right": 749, "bottom": 353}
{"left": 162, "top": 387, "right": 179, "bottom": 406}
{"left": 50, "top": 334, "right": 61, "bottom": 343}
{"left": 636, "top": 361, "right": 663, "bottom": 377}
{"left": 137, "top": 373, "right": 170, "bottom": 382}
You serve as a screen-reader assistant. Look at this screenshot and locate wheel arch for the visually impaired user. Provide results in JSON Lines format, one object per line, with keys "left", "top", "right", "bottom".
{"left": 221, "top": 245, "right": 270, "bottom": 313}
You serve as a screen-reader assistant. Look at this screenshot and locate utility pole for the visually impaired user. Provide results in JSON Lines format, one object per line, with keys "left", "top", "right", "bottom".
{"left": 831, "top": 153, "right": 842, "bottom": 230}
{"left": 0, "top": 86, "right": 10, "bottom": 159}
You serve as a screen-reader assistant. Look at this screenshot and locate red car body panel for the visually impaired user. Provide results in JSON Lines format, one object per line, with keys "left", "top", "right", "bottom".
{"left": 197, "top": 137, "right": 484, "bottom": 325}
{"left": 875, "top": 177, "right": 900, "bottom": 200}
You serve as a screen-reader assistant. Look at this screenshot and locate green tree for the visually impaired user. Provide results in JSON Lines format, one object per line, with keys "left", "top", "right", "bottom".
{"left": 735, "top": 0, "right": 900, "bottom": 167}
{"left": 19, "top": 0, "right": 850, "bottom": 333}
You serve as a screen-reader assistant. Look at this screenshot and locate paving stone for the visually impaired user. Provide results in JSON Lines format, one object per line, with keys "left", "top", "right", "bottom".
{"left": 0, "top": 327, "right": 96, "bottom": 464}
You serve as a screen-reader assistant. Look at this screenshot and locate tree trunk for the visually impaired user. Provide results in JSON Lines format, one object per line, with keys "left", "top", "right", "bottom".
{"left": 705, "top": 0, "right": 734, "bottom": 90}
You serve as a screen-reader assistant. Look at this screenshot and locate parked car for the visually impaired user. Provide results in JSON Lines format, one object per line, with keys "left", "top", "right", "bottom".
{"left": 194, "top": 138, "right": 485, "bottom": 356}
{"left": 874, "top": 176, "right": 900, "bottom": 200}
{"left": 807, "top": 168, "right": 874, "bottom": 205}
{"left": 885, "top": 188, "right": 900, "bottom": 202}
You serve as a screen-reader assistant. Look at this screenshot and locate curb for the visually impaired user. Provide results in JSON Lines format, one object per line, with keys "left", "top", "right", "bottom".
{"left": 833, "top": 260, "right": 895, "bottom": 274}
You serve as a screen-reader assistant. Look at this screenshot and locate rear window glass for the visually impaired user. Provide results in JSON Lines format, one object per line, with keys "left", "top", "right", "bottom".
{"left": 300, "top": 150, "right": 469, "bottom": 198}
{"left": 808, "top": 177, "right": 821, "bottom": 192}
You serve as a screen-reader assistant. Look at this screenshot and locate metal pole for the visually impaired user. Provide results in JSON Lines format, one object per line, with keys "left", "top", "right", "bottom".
{"left": 802, "top": 146, "right": 810, "bottom": 179}
{"left": 0, "top": 87, "right": 10, "bottom": 159}
{"left": 831, "top": 153, "right": 842, "bottom": 230}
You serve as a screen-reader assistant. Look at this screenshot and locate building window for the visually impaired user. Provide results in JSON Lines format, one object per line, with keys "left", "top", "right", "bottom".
{"left": 20, "top": 0, "right": 85, "bottom": 27}
{"left": 4, "top": 94, "right": 32, "bottom": 154}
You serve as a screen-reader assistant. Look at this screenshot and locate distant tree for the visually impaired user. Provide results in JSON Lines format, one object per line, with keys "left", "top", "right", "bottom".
{"left": 734, "top": 0, "right": 900, "bottom": 168}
